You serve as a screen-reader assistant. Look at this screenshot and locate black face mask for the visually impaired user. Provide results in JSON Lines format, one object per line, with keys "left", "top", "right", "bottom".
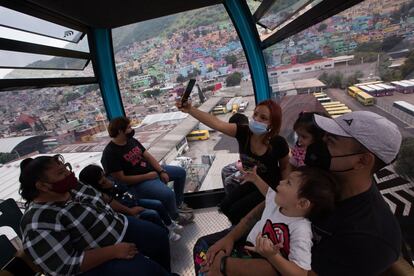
{"left": 125, "top": 129, "right": 135, "bottom": 139}
{"left": 305, "top": 141, "right": 364, "bottom": 172}
{"left": 305, "top": 141, "right": 331, "bottom": 171}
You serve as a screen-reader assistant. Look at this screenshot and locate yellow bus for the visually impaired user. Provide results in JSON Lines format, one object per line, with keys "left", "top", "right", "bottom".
{"left": 323, "top": 104, "right": 347, "bottom": 109}
{"left": 313, "top": 92, "right": 327, "bottom": 98}
{"left": 348, "top": 86, "right": 363, "bottom": 98}
{"left": 321, "top": 101, "right": 341, "bottom": 106}
{"left": 356, "top": 91, "right": 375, "bottom": 106}
{"left": 212, "top": 105, "right": 227, "bottom": 115}
{"left": 324, "top": 106, "right": 350, "bottom": 112}
{"left": 327, "top": 109, "right": 352, "bottom": 117}
{"left": 186, "top": 130, "right": 210, "bottom": 141}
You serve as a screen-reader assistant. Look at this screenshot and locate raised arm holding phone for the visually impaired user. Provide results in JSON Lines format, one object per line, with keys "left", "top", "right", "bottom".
{"left": 176, "top": 98, "right": 290, "bottom": 225}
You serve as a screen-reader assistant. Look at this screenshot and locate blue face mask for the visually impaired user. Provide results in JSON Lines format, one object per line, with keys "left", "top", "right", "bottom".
{"left": 249, "top": 120, "right": 268, "bottom": 135}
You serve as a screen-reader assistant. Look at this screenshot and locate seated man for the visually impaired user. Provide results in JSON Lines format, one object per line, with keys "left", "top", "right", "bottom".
{"left": 307, "top": 111, "right": 402, "bottom": 275}
{"left": 194, "top": 111, "right": 402, "bottom": 276}
{"left": 101, "top": 117, "right": 193, "bottom": 225}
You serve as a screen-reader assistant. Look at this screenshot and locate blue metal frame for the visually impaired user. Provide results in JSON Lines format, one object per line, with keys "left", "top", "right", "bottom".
{"left": 90, "top": 28, "right": 125, "bottom": 120}
{"left": 224, "top": 0, "right": 271, "bottom": 103}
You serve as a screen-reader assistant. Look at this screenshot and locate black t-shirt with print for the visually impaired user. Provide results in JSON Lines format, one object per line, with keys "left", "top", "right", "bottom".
{"left": 311, "top": 184, "right": 401, "bottom": 276}
{"left": 235, "top": 124, "right": 289, "bottom": 189}
{"left": 101, "top": 138, "right": 154, "bottom": 176}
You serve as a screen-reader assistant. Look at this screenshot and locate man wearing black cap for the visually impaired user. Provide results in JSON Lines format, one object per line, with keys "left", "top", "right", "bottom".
{"left": 309, "top": 111, "right": 402, "bottom": 275}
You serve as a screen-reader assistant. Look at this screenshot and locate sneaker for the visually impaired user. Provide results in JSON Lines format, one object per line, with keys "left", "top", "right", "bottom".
{"left": 167, "top": 221, "right": 183, "bottom": 232}
{"left": 175, "top": 212, "right": 194, "bottom": 225}
{"left": 178, "top": 202, "right": 193, "bottom": 213}
{"left": 169, "top": 231, "right": 181, "bottom": 242}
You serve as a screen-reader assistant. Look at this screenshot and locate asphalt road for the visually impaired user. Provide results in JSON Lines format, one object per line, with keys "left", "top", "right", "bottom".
{"left": 326, "top": 89, "right": 414, "bottom": 138}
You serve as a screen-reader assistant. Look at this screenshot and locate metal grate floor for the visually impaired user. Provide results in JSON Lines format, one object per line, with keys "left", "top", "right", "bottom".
{"left": 170, "top": 207, "right": 231, "bottom": 276}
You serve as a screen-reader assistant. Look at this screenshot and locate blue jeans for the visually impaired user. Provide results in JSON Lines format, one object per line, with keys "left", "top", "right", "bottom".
{"left": 136, "top": 199, "right": 172, "bottom": 227}
{"left": 129, "top": 165, "right": 186, "bottom": 220}
{"left": 81, "top": 216, "right": 171, "bottom": 276}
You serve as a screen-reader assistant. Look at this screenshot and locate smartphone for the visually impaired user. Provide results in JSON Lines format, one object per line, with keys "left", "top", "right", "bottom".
{"left": 181, "top": 79, "right": 196, "bottom": 104}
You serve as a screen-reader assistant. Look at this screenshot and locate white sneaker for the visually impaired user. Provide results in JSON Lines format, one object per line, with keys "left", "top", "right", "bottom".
{"left": 169, "top": 231, "right": 181, "bottom": 241}
{"left": 168, "top": 221, "right": 183, "bottom": 232}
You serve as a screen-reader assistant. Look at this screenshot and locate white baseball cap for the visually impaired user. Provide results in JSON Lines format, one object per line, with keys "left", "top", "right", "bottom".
{"left": 314, "top": 111, "right": 402, "bottom": 164}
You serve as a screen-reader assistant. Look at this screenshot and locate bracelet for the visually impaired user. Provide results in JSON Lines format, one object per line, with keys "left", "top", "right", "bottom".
{"left": 220, "top": 256, "right": 228, "bottom": 276}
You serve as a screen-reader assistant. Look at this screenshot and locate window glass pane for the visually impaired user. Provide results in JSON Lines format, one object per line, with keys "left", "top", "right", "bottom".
{"left": 0, "top": 26, "right": 89, "bottom": 52}
{"left": 0, "top": 84, "right": 108, "bottom": 203}
{"left": 0, "top": 62, "right": 94, "bottom": 79}
{"left": 0, "top": 6, "right": 83, "bottom": 43}
{"left": 258, "top": 0, "right": 314, "bottom": 30}
{"left": 113, "top": 4, "right": 253, "bottom": 193}
{"left": 246, "top": 0, "right": 262, "bottom": 15}
{"left": 264, "top": 0, "right": 414, "bottom": 185}
{"left": 0, "top": 50, "right": 88, "bottom": 70}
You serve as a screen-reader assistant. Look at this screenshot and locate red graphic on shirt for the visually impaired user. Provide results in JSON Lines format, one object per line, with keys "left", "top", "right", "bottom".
{"left": 123, "top": 146, "right": 147, "bottom": 167}
{"left": 261, "top": 219, "right": 290, "bottom": 257}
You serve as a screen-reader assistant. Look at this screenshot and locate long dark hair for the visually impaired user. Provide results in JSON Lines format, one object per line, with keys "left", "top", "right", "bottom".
{"left": 293, "top": 112, "right": 325, "bottom": 143}
{"left": 19, "top": 156, "right": 58, "bottom": 207}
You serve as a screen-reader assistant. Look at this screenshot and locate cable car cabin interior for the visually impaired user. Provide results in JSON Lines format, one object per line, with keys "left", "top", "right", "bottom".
{"left": 0, "top": 0, "right": 414, "bottom": 275}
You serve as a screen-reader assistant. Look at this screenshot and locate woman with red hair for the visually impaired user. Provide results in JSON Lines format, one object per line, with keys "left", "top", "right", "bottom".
{"left": 176, "top": 99, "right": 289, "bottom": 224}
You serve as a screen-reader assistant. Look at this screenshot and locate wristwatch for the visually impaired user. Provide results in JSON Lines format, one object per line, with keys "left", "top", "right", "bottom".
{"left": 158, "top": 169, "right": 167, "bottom": 175}
{"left": 220, "top": 256, "right": 228, "bottom": 276}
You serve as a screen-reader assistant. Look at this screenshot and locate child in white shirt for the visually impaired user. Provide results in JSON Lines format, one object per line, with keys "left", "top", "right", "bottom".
{"left": 242, "top": 166, "right": 339, "bottom": 275}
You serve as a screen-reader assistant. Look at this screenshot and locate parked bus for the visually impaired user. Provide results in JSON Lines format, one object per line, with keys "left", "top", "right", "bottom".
{"left": 211, "top": 105, "right": 227, "bottom": 115}
{"left": 348, "top": 86, "right": 363, "bottom": 97}
{"left": 313, "top": 92, "right": 327, "bottom": 98}
{"left": 327, "top": 108, "right": 352, "bottom": 117}
{"left": 323, "top": 104, "right": 347, "bottom": 109}
{"left": 324, "top": 106, "right": 351, "bottom": 112}
{"left": 356, "top": 91, "right": 375, "bottom": 106}
{"left": 391, "top": 81, "right": 414, "bottom": 94}
{"left": 186, "top": 130, "right": 210, "bottom": 141}
{"left": 321, "top": 101, "right": 341, "bottom": 106}
{"left": 317, "top": 97, "right": 331, "bottom": 103}
{"left": 393, "top": 101, "right": 414, "bottom": 116}
{"left": 375, "top": 83, "right": 395, "bottom": 96}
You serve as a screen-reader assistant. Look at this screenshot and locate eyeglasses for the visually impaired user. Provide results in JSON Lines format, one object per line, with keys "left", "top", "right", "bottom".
{"left": 53, "top": 154, "right": 73, "bottom": 172}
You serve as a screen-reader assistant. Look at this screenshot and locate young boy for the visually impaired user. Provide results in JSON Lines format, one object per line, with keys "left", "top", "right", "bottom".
{"left": 195, "top": 166, "right": 339, "bottom": 275}
{"left": 79, "top": 164, "right": 182, "bottom": 241}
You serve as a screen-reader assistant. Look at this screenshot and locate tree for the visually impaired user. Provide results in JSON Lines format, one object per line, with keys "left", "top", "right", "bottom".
{"left": 395, "top": 137, "right": 414, "bottom": 181}
{"left": 176, "top": 74, "right": 185, "bottom": 83}
{"left": 400, "top": 50, "right": 414, "bottom": 78}
{"left": 382, "top": 35, "right": 404, "bottom": 52}
{"left": 64, "top": 92, "right": 81, "bottom": 102}
{"left": 317, "top": 23, "right": 327, "bottom": 32}
{"left": 354, "top": 42, "right": 382, "bottom": 53}
{"left": 263, "top": 51, "right": 273, "bottom": 65}
{"left": 225, "top": 55, "right": 238, "bottom": 68}
{"left": 0, "top": 152, "right": 18, "bottom": 164}
{"left": 143, "top": 89, "right": 161, "bottom": 98}
{"left": 345, "top": 71, "right": 364, "bottom": 87}
{"left": 226, "top": 72, "right": 242, "bottom": 87}
{"left": 297, "top": 52, "right": 322, "bottom": 63}
{"left": 318, "top": 72, "right": 329, "bottom": 84}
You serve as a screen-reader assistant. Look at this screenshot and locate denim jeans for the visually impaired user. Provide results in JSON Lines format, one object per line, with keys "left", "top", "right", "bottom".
{"left": 81, "top": 216, "right": 171, "bottom": 276}
{"left": 128, "top": 165, "right": 186, "bottom": 220}
{"left": 136, "top": 198, "right": 172, "bottom": 226}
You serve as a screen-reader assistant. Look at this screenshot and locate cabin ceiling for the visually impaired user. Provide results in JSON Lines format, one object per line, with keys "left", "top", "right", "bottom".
{"left": 25, "top": 0, "right": 224, "bottom": 28}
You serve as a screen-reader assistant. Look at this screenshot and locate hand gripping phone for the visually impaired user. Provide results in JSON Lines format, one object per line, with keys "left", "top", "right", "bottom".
{"left": 181, "top": 79, "right": 196, "bottom": 104}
